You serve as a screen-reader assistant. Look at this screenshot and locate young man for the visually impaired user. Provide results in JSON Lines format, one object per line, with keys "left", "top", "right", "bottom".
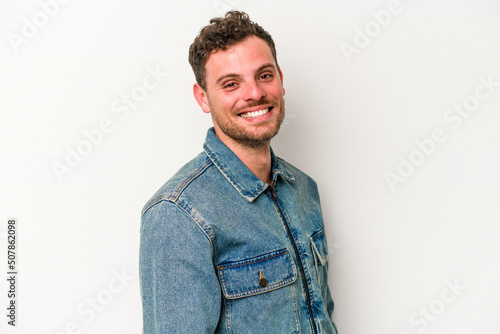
{"left": 140, "top": 11, "right": 338, "bottom": 333}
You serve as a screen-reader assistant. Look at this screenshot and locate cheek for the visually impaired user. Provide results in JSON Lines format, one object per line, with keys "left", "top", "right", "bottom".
{"left": 209, "top": 93, "right": 233, "bottom": 111}
{"left": 267, "top": 83, "right": 284, "bottom": 97}
{"left": 218, "top": 94, "right": 243, "bottom": 111}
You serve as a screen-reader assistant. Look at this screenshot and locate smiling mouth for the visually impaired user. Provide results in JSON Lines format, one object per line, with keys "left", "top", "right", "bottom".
{"left": 239, "top": 107, "right": 272, "bottom": 119}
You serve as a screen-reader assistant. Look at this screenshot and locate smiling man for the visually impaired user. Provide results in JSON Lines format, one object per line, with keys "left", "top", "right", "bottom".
{"left": 140, "top": 11, "right": 338, "bottom": 334}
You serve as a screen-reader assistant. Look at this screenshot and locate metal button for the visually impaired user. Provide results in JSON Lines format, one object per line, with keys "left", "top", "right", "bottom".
{"left": 258, "top": 270, "right": 267, "bottom": 287}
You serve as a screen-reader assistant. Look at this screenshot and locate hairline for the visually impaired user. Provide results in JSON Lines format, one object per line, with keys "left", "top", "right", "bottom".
{"left": 204, "top": 36, "right": 279, "bottom": 90}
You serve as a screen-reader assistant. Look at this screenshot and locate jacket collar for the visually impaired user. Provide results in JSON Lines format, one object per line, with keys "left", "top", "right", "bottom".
{"left": 203, "top": 128, "right": 294, "bottom": 202}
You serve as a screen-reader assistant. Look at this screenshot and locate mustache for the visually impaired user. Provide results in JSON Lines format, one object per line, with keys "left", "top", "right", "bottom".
{"left": 234, "top": 99, "right": 278, "bottom": 114}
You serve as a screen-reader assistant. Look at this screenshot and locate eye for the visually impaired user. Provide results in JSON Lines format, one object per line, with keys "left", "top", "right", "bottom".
{"left": 223, "top": 82, "right": 238, "bottom": 89}
{"left": 260, "top": 74, "right": 272, "bottom": 79}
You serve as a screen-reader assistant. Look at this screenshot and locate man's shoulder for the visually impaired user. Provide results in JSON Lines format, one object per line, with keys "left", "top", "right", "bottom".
{"left": 141, "top": 151, "right": 213, "bottom": 217}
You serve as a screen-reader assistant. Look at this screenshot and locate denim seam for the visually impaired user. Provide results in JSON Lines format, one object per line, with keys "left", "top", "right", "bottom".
{"left": 220, "top": 275, "right": 296, "bottom": 299}
{"left": 275, "top": 157, "right": 296, "bottom": 181}
{"left": 140, "top": 158, "right": 213, "bottom": 217}
{"left": 290, "top": 283, "right": 300, "bottom": 334}
{"left": 218, "top": 250, "right": 289, "bottom": 269}
{"left": 224, "top": 296, "right": 232, "bottom": 334}
{"left": 311, "top": 229, "right": 324, "bottom": 241}
{"left": 218, "top": 251, "right": 297, "bottom": 299}
{"left": 311, "top": 235, "right": 329, "bottom": 266}
{"left": 174, "top": 199, "right": 214, "bottom": 244}
{"left": 302, "top": 256, "right": 317, "bottom": 330}
{"left": 171, "top": 158, "right": 213, "bottom": 202}
{"left": 311, "top": 240, "right": 322, "bottom": 286}
{"left": 142, "top": 198, "right": 214, "bottom": 245}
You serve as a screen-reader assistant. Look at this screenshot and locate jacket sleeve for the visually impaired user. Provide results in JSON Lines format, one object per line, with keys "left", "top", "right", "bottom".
{"left": 140, "top": 200, "right": 221, "bottom": 333}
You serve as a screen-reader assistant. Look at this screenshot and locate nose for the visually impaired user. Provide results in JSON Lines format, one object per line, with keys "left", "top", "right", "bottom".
{"left": 243, "top": 80, "right": 265, "bottom": 101}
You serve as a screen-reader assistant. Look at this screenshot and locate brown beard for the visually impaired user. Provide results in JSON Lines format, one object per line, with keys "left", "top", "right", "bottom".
{"left": 210, "top": 97, "right": 285, "bottom": 149}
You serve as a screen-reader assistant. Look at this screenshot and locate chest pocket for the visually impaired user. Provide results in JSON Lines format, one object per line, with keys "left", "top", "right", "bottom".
{"left": 217, "top": 248, "right": 297, "bottom": 299}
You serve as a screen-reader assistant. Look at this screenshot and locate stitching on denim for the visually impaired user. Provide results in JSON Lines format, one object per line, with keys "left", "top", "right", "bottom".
{"left": 311, "top": 237, "right": 322, "bottom": 285}
{"left": 217, "top": 250, "right": 289, "bottom": 270}
{"left": 275, "top": 157, "right": 296, "bottom": 181}
{"left": 301, "top": 250, "right": 318, "bottom": 318}
{"left": 140, "top": 158, "right": 212, "bottom": 217}
{"left": 311, "top": 232, "right": 329, "bottom": 266}
{"left": 221, "top": 275, "right": 296, "bottom": 299}
{"left": 290, "top": 282, "right": 300, "bottom": 334}
{"left": 175, "top": 199, "right": 214, "bottom": 244}
{"left": 312, "top": 229, "right": 324, "bottom": 241}
{"left": 142, "top": 198, "right": 214, "bottom": 244}
{"left": 272, "top": 167, "right": 294, "bottom": 181}
{"left": 223, "top": 295, "right": 232, "bottom": 334}
{"left": 247, "top": 184, "right": 268, "bottom": 201}
{"left": 141, "top": 197, "right": 163, "bottom": 217}
{"left": 218, "top": 252, "right": 298, "bottom": 299}
{"left": 204, "top": 145, "right": 250, "bottom": 198}
{"left": 171, "top": 158, "right": 213, "bottom": 201}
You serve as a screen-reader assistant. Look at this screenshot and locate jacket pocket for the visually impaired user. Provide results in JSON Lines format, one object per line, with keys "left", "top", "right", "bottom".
{"left": 217, "top": 248, "right": 297, "bottom": 299}
{"left": 310, "top": 229, "right": 329, "bottom": 285}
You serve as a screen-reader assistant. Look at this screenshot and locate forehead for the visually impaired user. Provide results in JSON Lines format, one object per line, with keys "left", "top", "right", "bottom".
{"left": 204, "top": 36, "right": 277, "bottom": 84}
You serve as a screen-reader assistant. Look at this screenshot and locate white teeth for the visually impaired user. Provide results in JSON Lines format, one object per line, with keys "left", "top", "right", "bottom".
{"left": 239, "top": 108, "right": 269, "bottom": 119}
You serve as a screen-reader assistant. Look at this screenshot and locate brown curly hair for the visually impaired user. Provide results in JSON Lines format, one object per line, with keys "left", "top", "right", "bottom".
{"left": 189, "top": 11, "right": 278, "bottom": 91}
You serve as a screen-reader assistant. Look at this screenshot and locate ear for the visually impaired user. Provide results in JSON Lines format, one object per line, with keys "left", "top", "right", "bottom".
{"left": 193, "top": 83, "right": 211, "bottom": 114}
{"left": 277, "top": 65, "right": 285, "bottom": 96}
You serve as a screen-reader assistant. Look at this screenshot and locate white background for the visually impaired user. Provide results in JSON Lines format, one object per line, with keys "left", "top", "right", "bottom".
{"left": 1, "top": 0, "right": 500, "bottom": 333}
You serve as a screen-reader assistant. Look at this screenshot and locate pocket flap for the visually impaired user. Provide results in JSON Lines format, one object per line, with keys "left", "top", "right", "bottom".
{"left": 311, "top": 229, "right": 329, "bottom": 266}
{"left": 217, "top": 249, "right": 297, "bottom": 299}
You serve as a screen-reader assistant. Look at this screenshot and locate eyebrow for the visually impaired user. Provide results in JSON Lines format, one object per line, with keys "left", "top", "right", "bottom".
{"left": 215, "top": 63, "right": 276, "bottom": 85}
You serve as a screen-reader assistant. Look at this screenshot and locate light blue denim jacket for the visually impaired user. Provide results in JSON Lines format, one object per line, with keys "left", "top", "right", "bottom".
{"left": 140, "top": 128, "right": 338, "bottom": 333}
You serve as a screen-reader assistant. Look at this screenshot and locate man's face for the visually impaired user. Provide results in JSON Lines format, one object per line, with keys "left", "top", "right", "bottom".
{"left": 194, "top": 35, "right": 285, "bottom": 149}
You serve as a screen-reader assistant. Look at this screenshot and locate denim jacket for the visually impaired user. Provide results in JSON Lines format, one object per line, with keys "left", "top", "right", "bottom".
{"left": 140, "top": 128, "right": 338, "bottom": 333}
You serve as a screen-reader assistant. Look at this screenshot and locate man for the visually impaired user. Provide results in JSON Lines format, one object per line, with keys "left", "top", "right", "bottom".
{"left": 140, "top": 11, "right": 337, "bottom": 333}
